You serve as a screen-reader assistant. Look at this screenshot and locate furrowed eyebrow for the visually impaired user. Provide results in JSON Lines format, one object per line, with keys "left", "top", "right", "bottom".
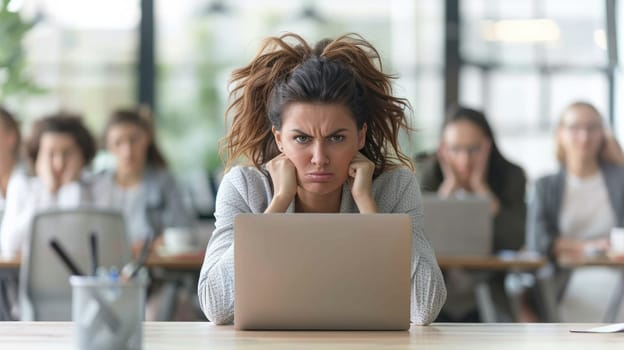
{"left": 328, "top": 128, "right": 348, "bottom": 135}
{"left": 289, "top": 128, "right": 349, "bottom": 136}
{"left": 290, "top": 129, "right": 312, "bottom": 136}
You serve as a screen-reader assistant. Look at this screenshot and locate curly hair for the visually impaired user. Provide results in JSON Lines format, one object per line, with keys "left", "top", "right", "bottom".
{"left": 221, "top": 33, "right": 414, "bottom": 176}
{"left": 27, "top": 112, "right": 96, "bottom": 167}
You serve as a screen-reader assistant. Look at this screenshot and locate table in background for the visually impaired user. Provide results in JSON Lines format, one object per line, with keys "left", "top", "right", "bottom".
{"left": 0, "top": 322, "right": 620, "bottom": 349}
{"left": 558, "top": 255, "right": 624, "bottom": 323}
{"left": 146, "top": 250, "right": 206, "bottom": 320}
{"left": 3, "top": 254, "right": 547, "bottom": 322}
{"left": 0, "top": 252, "right": 208, "bottom": 321}
{"left": 0, "top": 257, "right": 19, "bottom": 320}
{"left": 437, "top": 255, "right": 547, "bottom": 322}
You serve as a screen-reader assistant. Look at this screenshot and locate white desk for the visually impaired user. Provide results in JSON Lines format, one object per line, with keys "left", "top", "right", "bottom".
{"left": 0, "top": 322, "right": 620, "bottom": 349}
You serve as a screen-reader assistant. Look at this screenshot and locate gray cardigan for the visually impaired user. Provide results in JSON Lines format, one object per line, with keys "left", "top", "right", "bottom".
{"left": 93, "top": 167, "right": 194, "bottom": 239}
{"left": 197, "top": 166, "right": 447, "bottom": 325}
{"left": 526, "top": 163, "right": 624, "bottom": 257}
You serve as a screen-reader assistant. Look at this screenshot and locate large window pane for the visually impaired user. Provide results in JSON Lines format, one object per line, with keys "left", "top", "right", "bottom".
{"left": 461, "top": 0, "right": 607, "bottom": 66}
{"left": 487, "top": 70, "right": 541, "bottom": 132}
{"left": 459, "top": 66, "right": 484, "bottom": 109}
{"left": 543, "top": 0, "right": 606, "bottom": 66}
{"left": 548, "top": 72, "right": 608, "bottom": 125}
{"left": 156, "top": 0, "right": 443, "bottom": 172}
{"left": 13, "top": 0, "right": 138, "bottom": 131}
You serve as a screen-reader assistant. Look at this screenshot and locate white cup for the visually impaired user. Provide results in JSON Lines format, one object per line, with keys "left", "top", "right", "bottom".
{"left": 163, "top": 227, "right": 196, "bottom": 254}
{"left": 610, "top": 227, "right": 624, "bottom": 253}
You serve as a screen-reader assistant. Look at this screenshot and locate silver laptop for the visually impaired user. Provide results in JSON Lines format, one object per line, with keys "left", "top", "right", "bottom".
{"left": 421, "top": 194, "right": 492, "bottom": 256}
{"left": 234, "top": 213, "right": 412, "bottom": 331}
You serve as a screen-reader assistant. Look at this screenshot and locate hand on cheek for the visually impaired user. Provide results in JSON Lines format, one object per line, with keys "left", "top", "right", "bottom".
{"left": 265, "top": 153, "right": 298, "bottom": 213}
{"left": 36, "top": 156, "right": 61, "bottom": 193}
{"left": 437, "top": 144, "right": 459, "bottom": 197}
{"left": 60, "top": 158, "right": 83, "bottom": 186}
{"left": 469, "top": 140, "right": 491, "bottom": 191}
{"left": 348, "top": 152, "right": 376, "bottom": 213}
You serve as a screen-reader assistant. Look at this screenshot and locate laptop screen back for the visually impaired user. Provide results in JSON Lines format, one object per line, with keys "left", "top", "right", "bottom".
{"left": 234, "top": 213, "right": 412, "bottom": 330}
{"left": 421, "top": 194, "right": 492, "bottom": 256}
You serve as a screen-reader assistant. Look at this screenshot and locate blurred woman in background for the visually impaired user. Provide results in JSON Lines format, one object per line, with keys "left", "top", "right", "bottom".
{"left": 526, "top": 101, "right": 624, "bottom": 321}
{"left": 419, "top": 105, "right": 527, "bottom": 322}
{"left": 0, "top": 106, "right": 24, "bottom": 320}
{"left": 0, "top": 112, "right": 96, "bottom": 257}
{"left": 93, "top": 107, "right": 193, "bottom": 247}
{"left": 0, "top": 106, "right": 23, "bottom": 209}
{"left": 93, "top": 107, "right": 195, "bottom": 321}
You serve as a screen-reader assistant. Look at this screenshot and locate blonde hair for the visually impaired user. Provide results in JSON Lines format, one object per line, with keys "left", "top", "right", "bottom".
{"left": 555, "top": 101, "right": 605, "bottom": 165}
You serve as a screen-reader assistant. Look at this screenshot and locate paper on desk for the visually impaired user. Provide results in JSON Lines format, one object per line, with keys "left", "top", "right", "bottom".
{"left": 570, "top": 323, "right": 624, "bottom": 333}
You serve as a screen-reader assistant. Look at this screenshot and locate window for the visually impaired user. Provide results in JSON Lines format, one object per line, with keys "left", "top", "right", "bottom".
{"left": 155, "top": 0, "right": 444, "bottom": 172}
{"left": 459, "top": 0, "right": 611, "bottom": 180}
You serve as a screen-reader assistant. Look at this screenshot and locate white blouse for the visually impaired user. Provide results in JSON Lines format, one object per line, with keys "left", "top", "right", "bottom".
{"left": 558, "top": 170, "right": 621, "bottom": 322}
{"left": 559, "top": 170, "right": 615, "bottom": 241}
{"left": 0, "top": 165, "right": 27, "bottom": 210}
{"left": 0, "top": 175, "right": 91, "bottom": 258}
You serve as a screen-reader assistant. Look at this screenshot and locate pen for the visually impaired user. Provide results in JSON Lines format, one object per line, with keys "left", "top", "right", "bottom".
{"left": 49, "top": 239, "right": 121, "bottom": 333}
{"left": 49, "top": 239, "right": 84, "bottom": 276}
{"left": 89, "top": 232, "right": 98, "bottom": 276}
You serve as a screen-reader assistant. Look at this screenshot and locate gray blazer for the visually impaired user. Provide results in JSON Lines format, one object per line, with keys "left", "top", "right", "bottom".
{"left": 526, "top": 162, "right": 624, "bottom": 258}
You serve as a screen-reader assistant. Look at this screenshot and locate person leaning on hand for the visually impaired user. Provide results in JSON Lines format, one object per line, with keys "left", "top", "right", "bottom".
{"left": 197, "top": 32, "right": 447, "bottom": 325}
{"left": 0, "top": 113, "right": 96, "bottom": 257}
{"left": 418, "top": 106, "right": 527, "bottom": 322}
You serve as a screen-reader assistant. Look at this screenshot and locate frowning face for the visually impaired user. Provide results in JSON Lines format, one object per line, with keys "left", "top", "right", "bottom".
{"left": 272, "top": 103, "right": 366, "bottom": 196}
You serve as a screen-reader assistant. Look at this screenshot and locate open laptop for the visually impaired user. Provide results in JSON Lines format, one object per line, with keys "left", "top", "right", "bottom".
{"left": 421, "top": 194, "right": 492, "bottom": 256}
{"left": 234, "top": 213, "right": 412, "bottom": 331}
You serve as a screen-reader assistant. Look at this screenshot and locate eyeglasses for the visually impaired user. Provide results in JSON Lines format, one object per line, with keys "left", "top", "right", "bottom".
{"left": 564, "top": 123, "right": 602, "bottom": 134}
{"left": 446, "top": 144, "right": 482, "bottom": 156}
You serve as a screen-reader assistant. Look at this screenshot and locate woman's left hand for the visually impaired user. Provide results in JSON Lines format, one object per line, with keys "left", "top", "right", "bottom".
{"left": 601, "top": 130, "right": 624, "bottom": 165}
{"left": 469, "top": 140, "right": 500, "bottom": 214}
{"left": 348, "top": 152, "right": 377, "bottom": 213}
{"left": 469, "top": 139, "right": 491, "bottom": 192}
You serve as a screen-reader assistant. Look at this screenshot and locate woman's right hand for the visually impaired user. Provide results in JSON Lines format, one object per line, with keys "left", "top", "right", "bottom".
{"left": 36, "top": 156, "right": 61, "bottom": 193}
{"left": 553, "top": 237, "right": 610, "bottom": 259}
{"left": 437, "top": 144, "right": 458, "bottom": 197}
{"left": 265, "top": 153, "right": 297, "bottom": 213}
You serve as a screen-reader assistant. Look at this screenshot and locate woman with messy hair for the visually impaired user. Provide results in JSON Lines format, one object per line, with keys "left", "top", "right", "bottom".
{"left": 197, "top": 33, "right": 446, "bottom": 325}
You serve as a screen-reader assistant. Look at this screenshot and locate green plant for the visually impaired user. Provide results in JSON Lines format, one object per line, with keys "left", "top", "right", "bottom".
{"left": 0, "top": 0, "right": 41, "bottom": 99}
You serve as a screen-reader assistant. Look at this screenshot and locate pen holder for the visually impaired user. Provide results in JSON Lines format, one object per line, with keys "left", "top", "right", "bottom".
{"left": 70, "top": 275, "right": 147, "bottom": 350}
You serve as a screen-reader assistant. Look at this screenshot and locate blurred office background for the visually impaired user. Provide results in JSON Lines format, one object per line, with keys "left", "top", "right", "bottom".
{"left": 1, "top": 0, "right": 622, "bottom": 183}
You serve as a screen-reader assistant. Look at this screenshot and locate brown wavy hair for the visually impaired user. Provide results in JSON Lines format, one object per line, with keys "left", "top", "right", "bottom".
{"left": 103, "top": 107, "right": 168, "bottom": 168}
{"left": 221, "top": 33, "right": 414, "bottom": 176}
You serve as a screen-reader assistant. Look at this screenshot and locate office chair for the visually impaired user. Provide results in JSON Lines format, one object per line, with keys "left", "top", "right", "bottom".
{"left": 19, "top": 207, "right": 132, "bottom": 321}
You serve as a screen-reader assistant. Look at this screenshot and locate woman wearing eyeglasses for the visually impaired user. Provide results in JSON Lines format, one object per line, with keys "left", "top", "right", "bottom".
{"left": 526, "top": 101, "right": 624, "bottom": 321}
{"left": 418, "top": 105, "right": 527, "bottom": 322}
